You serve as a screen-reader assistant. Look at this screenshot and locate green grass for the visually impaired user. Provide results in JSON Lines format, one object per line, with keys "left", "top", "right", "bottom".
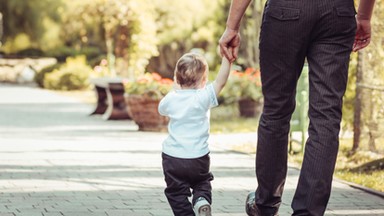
{"left": 335, "top": 170, "right": 384, "bottom": 191}
{"left": 211, "top": 104, "right": 259, "bottom": 133}
{"left": 288, "top": 138, "right": 384, "bottom": 192}
{"left": 334, "top": 138, "right": 384, "bottom": 192}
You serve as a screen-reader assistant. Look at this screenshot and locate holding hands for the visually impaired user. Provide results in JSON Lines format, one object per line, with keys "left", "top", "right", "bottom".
{"left": 219, "top": 27, "right": 241, "bottom": 62}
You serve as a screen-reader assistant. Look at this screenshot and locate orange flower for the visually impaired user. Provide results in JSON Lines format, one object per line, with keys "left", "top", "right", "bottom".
{"left": 151, "top": 72, "right": 162, "bottom": 81}
{"left": 160, "top": 78, "right": 174, "bottom": 84}
{"left": 253, "top": 69, "right": 261, "bottom": 78}
{"left": 124, "top": 72, "right": 173, "bottom": 100}
{"left": 245, "top": 67, "right": 254, "bottom": 75}
{"left": 137, "top": 77, "right": 150, "bottom": 83}
{"left": 221, "top": 67, "right": 263, "bottom": 103}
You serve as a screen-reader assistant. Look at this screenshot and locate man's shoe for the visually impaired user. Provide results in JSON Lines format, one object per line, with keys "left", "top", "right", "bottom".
{"left": 245, "top": 192, "right": 279, "bottom": 216}
{"left": 245, "top": 191, "right": 259, "bottom": 216}
{"left": 194, "top": 197, "right": 212, "bottom": 216}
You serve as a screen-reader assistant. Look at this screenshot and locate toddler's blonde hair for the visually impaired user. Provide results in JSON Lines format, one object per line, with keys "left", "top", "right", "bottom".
{"left": 175, "top": 53, "right": 208, "bottom": 88}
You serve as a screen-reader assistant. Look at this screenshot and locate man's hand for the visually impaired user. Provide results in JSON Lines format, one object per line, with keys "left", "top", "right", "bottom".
{"left": 219, "top": 27, "right": 241, "bottom": 62}
{"left": 353, "top": 18, "right": 372, "bottom": 52}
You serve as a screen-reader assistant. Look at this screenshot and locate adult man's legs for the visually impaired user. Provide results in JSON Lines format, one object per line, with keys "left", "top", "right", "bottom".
{"left": 291, "top": 1, "right": 356, "bottom": 214}
{"left": 249, "top": 1, "right": 310, "bottom": 214}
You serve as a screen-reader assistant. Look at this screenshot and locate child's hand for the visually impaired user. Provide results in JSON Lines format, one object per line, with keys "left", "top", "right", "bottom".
{"left": 217, "top": 45, "right": 234, "bottom": 62}
{"left": 217, "top": 45, "right": 222, "bottom": 57}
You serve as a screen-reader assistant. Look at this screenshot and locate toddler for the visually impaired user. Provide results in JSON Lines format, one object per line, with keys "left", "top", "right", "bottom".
{"left": 158, "top": 52, "right": 231, "bottom": 216}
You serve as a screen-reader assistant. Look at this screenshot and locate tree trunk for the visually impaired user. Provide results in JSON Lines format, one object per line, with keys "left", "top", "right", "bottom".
{"left": 367, "top": 94, "right": 378, "bottom": 152}
{"left": 352, "top": 51, "right": 364, "bottom": 152}
{"left": 114, "top": 25, "right": 130, "bottom": 77}
{"left": 105, "top": 29, "right": 116, "bottom": 77}
{"left": 0, "top": 13, "right": 3, "bottom": 42}
{"left": 146, "top": 44, "right": 186, "bottom": 78}
{"left": 239, "top": 0, "right": 263, "bottom": 68}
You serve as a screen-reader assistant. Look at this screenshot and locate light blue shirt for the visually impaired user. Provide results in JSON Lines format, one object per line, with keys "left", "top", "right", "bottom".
{"left": 158, "top": 83, "right": 218, "bottom": 159}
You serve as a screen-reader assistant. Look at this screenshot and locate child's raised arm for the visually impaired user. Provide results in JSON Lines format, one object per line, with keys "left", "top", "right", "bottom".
{"left": 213, "top": 57, "right": 231, "bottom": 96}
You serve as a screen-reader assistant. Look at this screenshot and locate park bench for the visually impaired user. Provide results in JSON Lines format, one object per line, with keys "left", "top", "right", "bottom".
{"left": 89, "top": 77, "right": 130, "bottom": 120}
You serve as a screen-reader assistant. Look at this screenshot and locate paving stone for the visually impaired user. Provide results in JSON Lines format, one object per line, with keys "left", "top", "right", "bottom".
{"left": 0, "top": 213, "right": 16, "bottom": 216}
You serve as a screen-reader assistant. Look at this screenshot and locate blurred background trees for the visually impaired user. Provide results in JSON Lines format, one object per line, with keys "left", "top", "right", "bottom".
{"left": 0, "top": 0, "right": 62, "bottom": 54}
{"left": 0, "top": 0, "right": 230, "bottom": 77}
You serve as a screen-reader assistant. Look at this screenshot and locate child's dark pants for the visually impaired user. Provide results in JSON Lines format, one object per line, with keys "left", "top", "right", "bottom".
{"left": 162, "top": 153, "right": 213, "bottom": 216}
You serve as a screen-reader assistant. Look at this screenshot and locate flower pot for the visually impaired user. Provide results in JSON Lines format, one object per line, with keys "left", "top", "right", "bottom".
{"left": 238, "top": 98, "right": 263, "bottom": 118}
{"left": 125, "top": 94, "right": 169, "bottom": 132}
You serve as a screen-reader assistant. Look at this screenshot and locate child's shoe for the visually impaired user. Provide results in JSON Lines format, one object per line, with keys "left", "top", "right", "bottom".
{"left": 193, "top": 197, "right": 211, "bottom": 216}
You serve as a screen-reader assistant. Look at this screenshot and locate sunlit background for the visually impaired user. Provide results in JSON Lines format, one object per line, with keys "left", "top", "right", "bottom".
{"left": 0, "top": 0, "right": 383, "bottom": 195}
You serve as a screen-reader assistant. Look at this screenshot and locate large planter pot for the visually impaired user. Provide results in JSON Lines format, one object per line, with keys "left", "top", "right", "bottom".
{"left": 125, "top": 94, "right": 169, "bottom": 132}
{"left": 238, "top": 98, "right": 263, "bottom": 118}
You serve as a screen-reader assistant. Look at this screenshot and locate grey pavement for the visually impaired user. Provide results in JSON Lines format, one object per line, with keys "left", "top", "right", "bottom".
{"left": 0, "top": 83, "right": 383, "bottom": 216}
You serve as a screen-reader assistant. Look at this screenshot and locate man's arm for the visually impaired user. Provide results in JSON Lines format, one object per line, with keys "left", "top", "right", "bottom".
{"left": 226, "top": 0, "right": 252, "bottom": 31}
{"left": 353, "top": 0, "right": 376, "bottom": 51}
{"left": 213, "top": 57, "right": 232, "bottom": 96}
{"left": 219, "top": 0, "right": 252, "bottom": 62}
{"left": 357, "top": 0, "right": 375, "bottom": 20}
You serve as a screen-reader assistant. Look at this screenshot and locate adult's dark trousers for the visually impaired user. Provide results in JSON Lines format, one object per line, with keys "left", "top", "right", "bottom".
{"left": 162, "top": 153, "right": 213, "bottom": 216}
{"left": 255, "top": 0, "right": 356, "bottom": 215}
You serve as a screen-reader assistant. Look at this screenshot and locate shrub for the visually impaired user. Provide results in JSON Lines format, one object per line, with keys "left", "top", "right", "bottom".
{"left": 220, "top": 67, "right": 263, "bottom": 104}
{"left": 34, "top": 63, "right": 62, "bottom": 88}
{"left": 16, "top": 48, "right": 45, "bottom": 57}
{"left": 43, "top": 56, "right": 94, "bottom": 90}
{"left": 45, "top": 46, "right": 102, "bottom": 63}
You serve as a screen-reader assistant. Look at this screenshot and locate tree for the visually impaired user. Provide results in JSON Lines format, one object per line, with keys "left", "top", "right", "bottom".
{"left": 351, "top": 0, "right": 384, "bottom": 153}
{"left": 0, "top": 0, "right": 62, "bottom": 52}
{"left": 238, "top": 0, "right": 266, "bottom": 68}
{"left": 60, "top": 0, "right": 158, "bottom": 77}
{"left": 352, "top": 51, "right": 363, "bottom": 152}
{"left": 0, "top": 12, "right": 3, "bottom": 44}
{"left": 146, "top": 0, "right": 227, "bottom": 77}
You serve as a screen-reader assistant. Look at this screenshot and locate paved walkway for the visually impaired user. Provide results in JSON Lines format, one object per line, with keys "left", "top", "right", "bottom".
{"left": 0, "top": 83, "right": 383, "bottom": 216}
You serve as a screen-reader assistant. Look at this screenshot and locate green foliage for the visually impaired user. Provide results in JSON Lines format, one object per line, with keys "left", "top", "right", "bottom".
{"left": 0, "top": 0, "right": 62, "bottom": 52}
{"left": 211, "top": 104, "right": 259, "bottom": 133}
{"left": 92, "top": 58, "right": 112, "bottom": 77}
{"left": 152, "top": 0, "right": 222, "bottom": 45}
{"left": 59, "top": 0, "right": 159, "bottom": 77}
{"left": 1, "top": 33, "right": 31, "bottom": 52}
{"left": 345, "top": 1, "right": 384, "bottom": 151}
{"left": 342, "top": 54, "right": 357, "bottom": 131}
{"left": 43, "top": 56, "right": 94, "bottom": 90}
{"left": 335, "top": 170, "right": 384, "bottom": 192}
{"left": 334, "top": 139, "right": 384, "bottom": 192}
{"left": 288, "top": 137, "right": 384, "bottom": 192}
{"left": 237, "top": 0, "right": 266, "bottom": 68}
{"left": 220, "top": 67, "right": 263, "bottom": 104}
{"left": 16, "top": 48, "right": 44, "bottom": 57}
{"left": 45, "top": 46, "right": 102, "bottom": 63}
{"left": 146, "top": 0, "right": 227, "bottom": 76}
{"left": 34, "top": 63, "right": 62, "bottom": 88}
{"left": 1, "top": 0, "right": 228, "bottom": 76}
